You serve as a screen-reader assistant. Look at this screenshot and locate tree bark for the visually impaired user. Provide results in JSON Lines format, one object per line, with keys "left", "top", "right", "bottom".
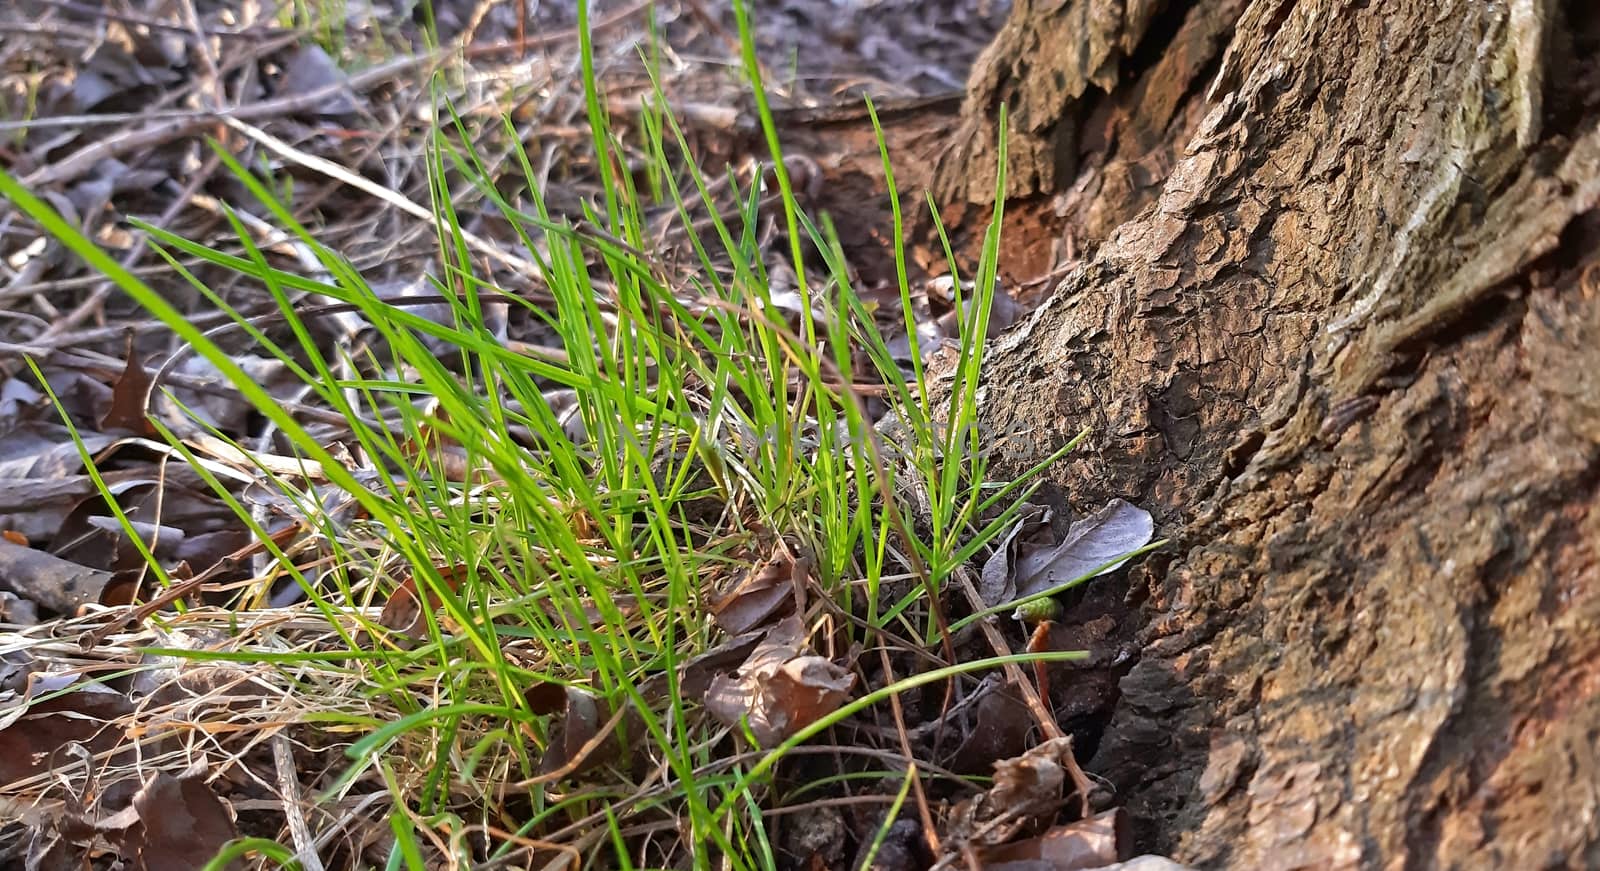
{"left": 946, "top": 0, "right": 1600, "bottom": 867}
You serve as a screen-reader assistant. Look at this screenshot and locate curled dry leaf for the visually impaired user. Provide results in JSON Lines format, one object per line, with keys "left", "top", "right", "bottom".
{"left": 978, "top": 503, "right": 1050, "bottom": 607}
{"left": 0, "top": 675, "right": 131, "bottom": 784}
{"left": 974, "top": 809, "right": 1130, "bottom": 870}
{"left": 675, "top": 629, "right": 766, "bottom": 699}
{"left": 0, "top": 536, "right": 115, "bottom": 615}
{"left": 521, "top": 682, "right": 639, "bottom": 783}
{"left": 712, "top": 548, "right": 799, "bottom": 635}
{"left": 941, "top": 737, "right": 1091, "bottom": 859}
{"left": 96, "top": 761, "right": 239, "bottom": 871}
{"left": 1012, "top": 499, "right": 1154, "bottom": 603}
{"left": 533, "top": 685, "right": 606, "bottom": 778}
{"left": 702, "top": 616, "right": 856, "bottom": 748}
{"left": 377, "top": 564, "right": 471, "bottom": 640}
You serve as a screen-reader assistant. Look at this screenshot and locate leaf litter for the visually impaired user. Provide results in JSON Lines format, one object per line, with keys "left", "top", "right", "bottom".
{"left": 0, "top": 0, "right": 1187, "bottom": 868}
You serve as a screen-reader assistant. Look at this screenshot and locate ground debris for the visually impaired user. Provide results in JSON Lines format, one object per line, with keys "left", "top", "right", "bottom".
{"left": 703, "top": 615, "right": 857, "bottom": 748}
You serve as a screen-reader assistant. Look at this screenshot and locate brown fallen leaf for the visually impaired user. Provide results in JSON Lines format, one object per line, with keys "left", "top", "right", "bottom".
{"left": 712, "top": 548, "right": 799, "bottom": 635}
{"left": 98, "top": 334, "right": 155, "bottom": 436}
{"left": 940, "top": 737, "right": 1094, "bottom": 864}
{"left": 97, "top": 761, "right": 239, "bottom": 871}
{"left": 534, "top": 685, "right": 609, "bottom": 779}
{"left": 0, "top": 677, "right": 140, "bottom": 798}
{"left": 512, "top": 681, "right": 641, "bottom": 789}
{"left": 975, "top": 809, "right": 1130, "bottom": 870}
{"left": 754, "top": 656, "right": 856, "bottom": 744}
{"left": 703, "top": 616, "right": 855, "bottom": 748}
{"left": 50, "top": 474, "right": 236, "bottom": 579}
{"left": 377, "top": 563, "right": 473, "bottom": 640}
{"left": 949, "top": 688, "right": 1034, "bottom": 776}
{"left": 674, "top": 629, "right": 766, "bottom": 699}
{"left": 0, "top": 537, "right": 115, "bottom": 615}
{"left": 523, "top": 680, "right": 571, "bottom": 717}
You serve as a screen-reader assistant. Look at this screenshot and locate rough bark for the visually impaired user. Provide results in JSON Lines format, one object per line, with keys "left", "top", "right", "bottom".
{"left": 953, "top": 0, "right": 1600, "bottom": 867}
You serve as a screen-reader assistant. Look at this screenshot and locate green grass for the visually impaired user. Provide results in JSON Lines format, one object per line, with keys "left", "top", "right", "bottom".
{"left": 282, "top": 0, "right": 350, "bottom": 56}
{"left": 0, "top": 2, "right": 1140, "bottom": 867}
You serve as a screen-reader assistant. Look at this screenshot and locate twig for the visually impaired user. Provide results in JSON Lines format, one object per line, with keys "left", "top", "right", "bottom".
{"left": 20, "top": 153, "right": 221, "bottom": 348}
{"left": 14, "top": 1, "right": 653, "bottom": 185}
{"left": 220, "top": 116, "right": 548, "bottom": 281}
{"left": 38, "top": 0, "right": 291, "bottom": 39}
{"left": 18, "top": 56, "right": 416, "bottom": 186}
{"left": 952, "top": 565, "right": 1065, "bottom": 741}
{"left": 0, "top": 303, "right": 262, "bottom": 351}
{"left": 876, "top": 646, "right": 942, "bottom": 857}
{"left": 272, "top": 733, "right": 327, "bottom": 871}
{"left": 0, "top": 263, "right": 199, "bottom": 300}
{"left": 0, "top": 20, "right": 98, "bottom": 42}
{"left": 81, "top": 522, "right": 305, "bottom": 648}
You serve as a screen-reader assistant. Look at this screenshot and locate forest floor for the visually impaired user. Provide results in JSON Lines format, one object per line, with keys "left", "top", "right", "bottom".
{"left": 0, "top": 2, "right": 1167, "bottom": 868}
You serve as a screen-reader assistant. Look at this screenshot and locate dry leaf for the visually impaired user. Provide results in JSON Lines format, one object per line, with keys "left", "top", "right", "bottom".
{"left": 950, "top": 687, "right": 1034, "bottom": 776}
{"left": 975, "top": 809, "right": 1129, "bottom": 869}
{"left": 377, "top": 565, "right": 470, "bottom": 640}
{"left": 703, "top": 616, "right": 855, "bottom": 747}
{"left": 0, "top": 537, "right": 115, "bottom": 615}
{"left": 942, "top": 737, "right": 1091, "bottom": 860}
{"left": 0, "top": 680, "right": 132, "bottom": 783}
{"left": 277, "top": 45, "right": 358, "bottom": 116}
{"left": 676, "top": 629, "right": 765, "bottom": 699}
{"left": 929, "top": 276, "right": 1022, "bottom": 341}
{"left": 0, "top": 590, "right": 38, "bottom": 625}
{"left": 712, "top": 550, "right": 798, "bottom": 635}
{"left": 171, "top": 354, "right": 297, "bottom": 434}
{"left": 1013, "top": 500, "right": 1154, "bottom": 602}
{"left": 98, "top": 337, "right": 154, "bottom": 435}
{"left": 978, "top": 503, "right": 1049, "bottom": 607}
{"left": 534, "top": 686, "right": 609, "bottom": 779}
{"left": 0, "top": 422, "right": 116, "bottom": 479}
{"left": 100, "top": 762, "right": 238, "bottom": 871}
{"left": 520, "top": 682, "right": 638, "bottom": 783}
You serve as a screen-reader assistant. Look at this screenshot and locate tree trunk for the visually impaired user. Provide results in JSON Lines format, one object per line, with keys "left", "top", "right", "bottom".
{"left": 942, "top": 0, "right": 1600, "bottom": 867}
